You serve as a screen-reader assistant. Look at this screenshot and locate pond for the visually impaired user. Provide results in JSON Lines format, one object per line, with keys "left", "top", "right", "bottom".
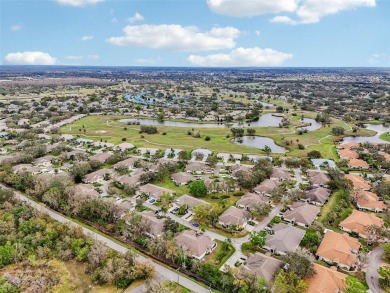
{"left": 234, "top": 136, "right": 287, "bottom": 153}
{"left": 342, "top": 124, "right": 390, "bottom": 144}
{"left": 119, "top": 113, "right": 283, "bottom": 128}
{"left": 297, "top": 118, "right": 322, "bottom": 132}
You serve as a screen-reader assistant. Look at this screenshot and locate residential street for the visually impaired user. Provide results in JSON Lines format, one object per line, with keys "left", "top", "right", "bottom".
{"left": 2, "top": 184, "right": 211, "bottom": 293}
{"left": 366, "top": 246, "right": 384, "bottom": 293}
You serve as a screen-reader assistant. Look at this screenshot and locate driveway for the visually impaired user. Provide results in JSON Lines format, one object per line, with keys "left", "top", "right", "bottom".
{"left": 366, "top": 246, "right": 384, "bottom": 293}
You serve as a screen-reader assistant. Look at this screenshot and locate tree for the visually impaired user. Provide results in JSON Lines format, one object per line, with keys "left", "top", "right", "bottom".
{"left": 383, "top": 243, "right": 390, "bottom": 261}
{"left": 273, "top": 271, "right": 307, "bottom": 293}
{"left": 282, "top": 252, "right": 316, "bottom": 278}
{"left": 307, "top": 150, "right": 322, "bottom": 159}
{"left": 378, "top": 266, "right": 390, "bottom": 289}
{"left": 231, "top": 128, "right": 245, "bottom": 138}
{"left": 249, "top": 231, "right": 266, "bottom": 247}
{"left": 262, "top": 145, "right": 272, "bottom": 155}
{"left": 332, "top": 126, "right": 345, "bottom": 135}
{"left": 344, "top": 276, "right": 366, "bottom": 293}
{"left": 164, "top": 218, "right": 179, "bottom": 234}
{"left": 189, "top": 180, "right": 207, "bottom": 197}
{"left": 247, "top": 128, "right": 256, "bottom": 136}
{"left": 251, "top": 202, "right": 272, "bottom": 218}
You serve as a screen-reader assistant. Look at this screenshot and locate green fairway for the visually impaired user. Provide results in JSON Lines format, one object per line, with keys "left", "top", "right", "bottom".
{"left": 61, "top": 114, "right": 376, "bottom": 159}
{"left": 379, "top": 132, "right": 390, "bottom": 142}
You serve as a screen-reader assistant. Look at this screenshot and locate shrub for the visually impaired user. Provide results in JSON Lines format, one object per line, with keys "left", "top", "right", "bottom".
{"left": 122, "top": 137, "right": 127, "bottom": 141}
{"left": 234, "top": 191, "right": 244, "bottom": 197}
{"left": 205, "top": 136, "right": 211, "bottom": 141}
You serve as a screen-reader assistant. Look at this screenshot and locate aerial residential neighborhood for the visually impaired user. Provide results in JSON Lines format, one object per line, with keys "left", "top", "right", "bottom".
{"left": 1, "top": 0, "right": 390, "bottom": 292}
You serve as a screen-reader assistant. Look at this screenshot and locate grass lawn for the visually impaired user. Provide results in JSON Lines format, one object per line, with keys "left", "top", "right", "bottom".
{"left": 241, "top": 242, "right": 267, "bottom": 256}
{"left": 61, "top": 114, "right": 377, "bottom": 160}
{"left": 318, "top": 190, "right": 353, "bottom": 231}
{"left": 204, "top": 240, "right": 235, "bottom": 268}
{"left": 379, "top": 132, "right": 390, "bottom": 142}
{"left": 153, "top": 178, "right": 190, "bottom": 197}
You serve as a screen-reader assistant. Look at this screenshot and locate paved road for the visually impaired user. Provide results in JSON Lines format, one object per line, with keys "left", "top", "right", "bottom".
{"left": 2, "top": 185, "right": 211, "bottom": 293}
{"left": 366, "top": 246, "right": 384, "bottom": 293}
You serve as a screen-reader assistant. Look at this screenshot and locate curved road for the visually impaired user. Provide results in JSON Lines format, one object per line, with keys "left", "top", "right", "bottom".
{"left": 366, "top": 246, "right": 384, "bottom": 293}
{"left": 2, "top": 185, "right": 211, "bottom": 293}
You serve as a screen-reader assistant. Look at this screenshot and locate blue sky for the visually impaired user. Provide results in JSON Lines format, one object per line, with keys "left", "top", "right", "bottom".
{"left": 1, "top": 0, "right": 389, "bottom": 67}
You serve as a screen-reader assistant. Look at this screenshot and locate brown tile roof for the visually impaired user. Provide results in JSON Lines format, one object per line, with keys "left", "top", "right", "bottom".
{"left": 316, "top": 230, "right": 360, "bottom": 267}
{"left": 303, "top": 186, "right": 331, "bottom": 205}
{"left": 306, "top": 264, "right": 346, "bottom": 293}
{"left": 175, "top": 230, "right": 215, "bottom": 258}
{"left": 218, "top": 206, "right": 251, "bottom": 227}
{"left": 253, "top": 179, "right": 280, "bottom": 194}
{"left": 282, "top": 202, "right": 320, "bottom": 226}
{"left": 308, "top": 171, "right": 330, "bottom": 186}
{"left": 176, "top": 194, "right": 210, "bottom": 209}
{"left": 270, "top": 168, "right": 291, "bottom": 180}
{"left": 339, "top": 210, "right": 384, "bottom": 237}
{"left": 242, "top": 253, "right": 284, "bottom": 285}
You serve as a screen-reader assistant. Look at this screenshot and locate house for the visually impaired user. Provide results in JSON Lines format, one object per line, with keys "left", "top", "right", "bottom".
{"left": 218, "top": 206, "right": 251, "bottom": 230}
{"left": 344, "top": 174, "right": 370, "bottom": 190}
{"left": 13, "top": 164, "right": 41, "bottom": 175}
{"left": 114, "top": 142, "right": 135, "bottom": 151}
{"left": 231, "top": 164, "right": 252, "bottom": 178}
{"left": 240, "top": 253, "right": 284, "bottom": 286}
{"left": 113, "top": 157, "right": 138, "bottom": 169}
{"left": 338, "top": 148, "right": 359, "bottom": 160}
{"left": 92, "top": 141, "right": 114, "bottom": 148}
{"left": 348, "top": 158, "right": 369, "bottom": 169}
{"left": 302, "top": 186, "right": 331, "bottom": 206}
{"left": 339, "top": 210, "right": 384, "bottom": 238}
{"left": 138, "top": 183, "right": 175, "bottom": 199}
{"left": 33, "top": 155, "right": 54, "bottom": 167}
{"left": 270, "top": 168, "right": 291, "bottom": 181}
{"left": 308, "top": 171, "right": 330, "bottom": 186}
{"left": 264, "top": 223, "right": 305, "bottom": 255}
{"left": 311, "top": 159, "right": 337, "bottom": 170}
{"left": 306, "top": 264, "right": 346, "bottom": 293}
{"left": 253, "top": 179, "right": 280, "bottom": 197}
{"left": 91, "top": 152, "right": 112, "bottom": 163}
{"left": 353, "top": 190, "right": 387, "bottom": 212}
{"left": 174, "top": 230, "right": 216, "bottom": 260}
{"left": 236, "top": 193, "right": 271, "bottom": 211}
{"left": 282, "top": 202, "right": 320, "bottom": 228}
{"left": 139, "top": 211, "right": 166, "bottom": 237}
{"left": 116, "top": 173, "right": 144, "bottom": 187}
{"left": 316, "top": 230, "right": 360, "bottom": 270}
{"left": 171, "top": 172, "right": 196, "bottom": 186}
{"left": 84, "top": 168, "right": 114, "bottom": 183}
{"left": 185, "top": 161, "right": 212, "bottom": 174}
{"left": 74, "top": 183, "right": 100, "bottom": 198}
{"left": 176, "top": 194, "right": 210, "bottom": 211}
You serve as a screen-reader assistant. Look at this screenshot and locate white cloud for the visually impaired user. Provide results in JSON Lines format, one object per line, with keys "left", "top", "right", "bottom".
{"left": 4, "top": 51, "right": 57, "bottom": 65}
{"left": 207, "top": 0, "right": 297, "bottom": 17}
{"left": 88, "top": 54, "right": 100, "bottom": 60}
{"left": 187, "top": 47, "right": 292, "bottom": 67}
{"left": 367, "top": 54, "right": 390, "bottom": 65}
{"left": 65, "top": 55, "right": 83, "bottom": 60}
{"left": 107, "top": 24, "right": 240, "bottom": 51}
{"left": 10, "top": 24, "right": 23, "bottom": 31}
{"left": 272, "top": 0, "right": 376, "bottom": 24}
{"left": 134, "top": 57, "right": 161, "bottom": 64}
{"left": 81, "top": 35, "right": 93, "bottom": 41}
{"left": 127, "top": 12, "right": 144, "bottom": 23}
{"left": 55, "top": 0, "right": 103, "bottom": 7}
{"left": 255, "top": 30, "right": 261, "bottom": 36}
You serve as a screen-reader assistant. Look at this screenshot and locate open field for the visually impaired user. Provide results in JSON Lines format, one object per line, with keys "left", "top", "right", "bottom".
{"left": 61, "top": 114, "right": 376, "bottom": 159}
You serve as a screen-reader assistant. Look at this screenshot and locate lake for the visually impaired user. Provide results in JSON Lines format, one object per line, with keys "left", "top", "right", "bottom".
{"left": 297, "top": 118, "right": 322, "bottom": 131}
{"left": 234, "top": 136, "right": 287, "bottom": 153}
{"left": 120, "top": 113, "right": 283, "bottom": 128}
{"left": 342, "top": 124, "right": 390, "bottom": 144}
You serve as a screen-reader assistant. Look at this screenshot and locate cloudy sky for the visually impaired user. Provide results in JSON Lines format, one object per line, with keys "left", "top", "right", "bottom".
{"left": 1, "top": 0, "right": 389, "bottom": 67}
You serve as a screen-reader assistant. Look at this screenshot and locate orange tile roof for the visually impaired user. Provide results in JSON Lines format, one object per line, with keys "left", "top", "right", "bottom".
{"left": 306, "top": 264, "right": 346, "bottom": 293}
{"left": 338, "top": 142, "right": 359, "bottom": 150}
{"left": 339, "top": 149, "right": 359, "bottom": 159}
{"left": 348, "top": 159, "right": 369, "bottom": 169}
{"left": 354, "top": 190, "right": 387, "bottom": 211}
{"left": 339, "top": 210, "right": 384, "bottom": 237}
{"left": 344, "top": 174, "right": 371, "bottom": 190}
{"left": 316, "top": 230, "right": 361, "bottom": 267}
